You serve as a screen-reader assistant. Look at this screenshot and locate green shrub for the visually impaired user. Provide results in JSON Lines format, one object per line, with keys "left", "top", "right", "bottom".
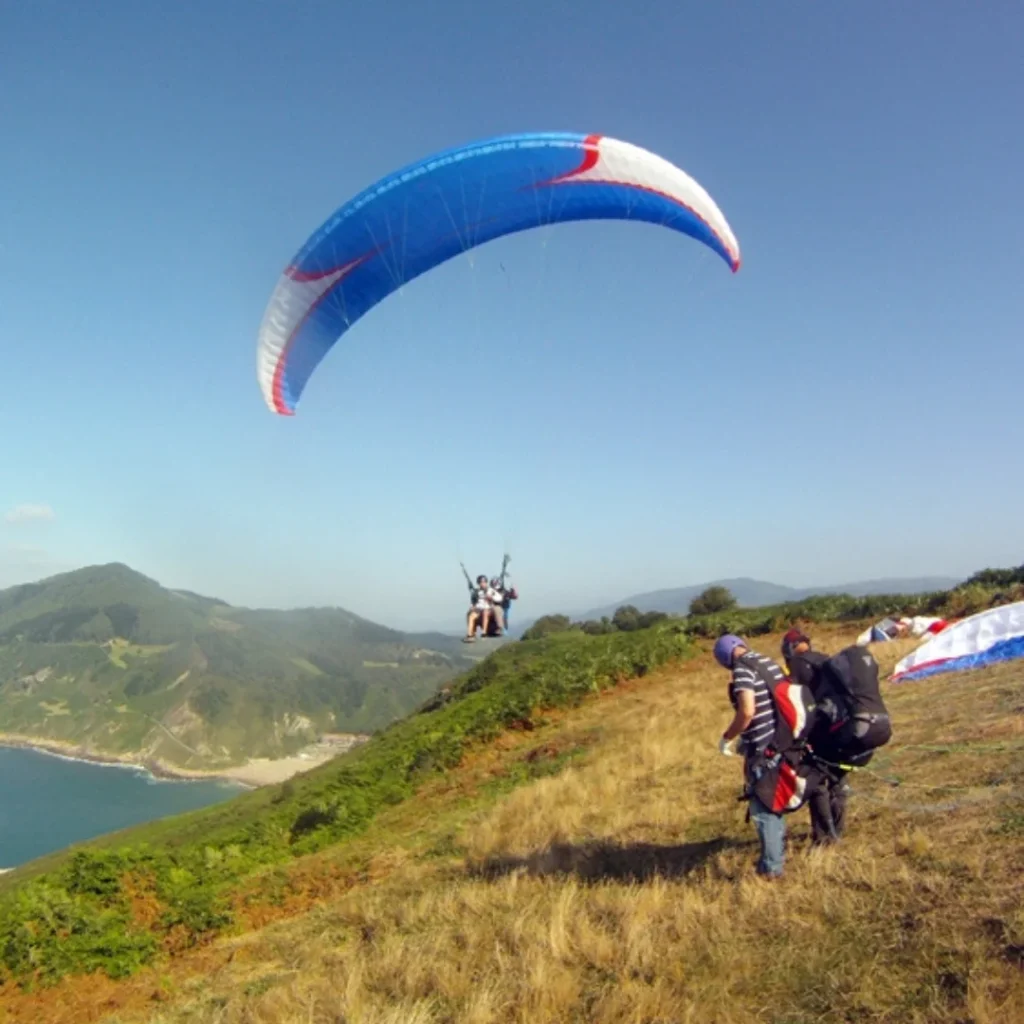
{"left": 157, "top": 867, "right": 233, "bottom": 939}
{"left": 677, "top": 581, "right": 1019, "bottom": 642}
{"left": 520, "top": 614, "right": 575, "bottom": 640}
{"left": 62, "top": 849, "right": 131, "bottom": 898}
{"left": 963, "top": 565, "right": 1024, "bottom": 588}
{"left": 0, "top": 883, "right": 156, "bottom": 983}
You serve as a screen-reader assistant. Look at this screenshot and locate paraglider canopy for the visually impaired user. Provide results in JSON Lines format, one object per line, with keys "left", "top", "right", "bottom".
{"left": 891, "top": 602, "right": 1024, "bottom": 683}
{"left": 257, "top": 131, "right": 740, "bottom": 416}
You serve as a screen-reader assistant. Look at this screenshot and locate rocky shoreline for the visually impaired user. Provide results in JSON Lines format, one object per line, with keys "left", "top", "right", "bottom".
{"left": 0, "top": 732, "right": 247, "bottom": 784}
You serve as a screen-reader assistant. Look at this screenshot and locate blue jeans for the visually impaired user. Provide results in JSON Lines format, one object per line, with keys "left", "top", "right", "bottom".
{"left": 749, "top": 795, "right": 785, "bottom": 876}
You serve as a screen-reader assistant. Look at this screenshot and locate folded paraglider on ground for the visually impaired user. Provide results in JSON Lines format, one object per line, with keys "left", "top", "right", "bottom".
{"left": 891, "top": 601, "right": 1024, "bottom": 683}
{"left": 856, "top": 614, "right": 950, "bottom": 646}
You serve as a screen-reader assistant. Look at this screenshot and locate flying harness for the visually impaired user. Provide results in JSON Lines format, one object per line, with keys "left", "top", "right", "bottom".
{"left": 810, "top": 645, "right": 893, "bottom": 767}
{"left": 732, "top": 652, "right": 823, "bottom": 815}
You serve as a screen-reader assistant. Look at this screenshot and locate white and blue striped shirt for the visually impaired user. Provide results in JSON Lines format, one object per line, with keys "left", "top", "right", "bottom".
{"left": 729, "top": 651, "right": 783, "bottom": 750}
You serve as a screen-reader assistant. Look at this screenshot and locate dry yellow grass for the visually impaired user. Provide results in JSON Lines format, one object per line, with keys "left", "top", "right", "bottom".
{"left": 81, "top": 627, "right": 1024, "bottom": 1023}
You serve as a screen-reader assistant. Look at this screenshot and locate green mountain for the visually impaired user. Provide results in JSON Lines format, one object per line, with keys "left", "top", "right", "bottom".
{"left": 0, "top": 563, "right": 479, "bottom": 768}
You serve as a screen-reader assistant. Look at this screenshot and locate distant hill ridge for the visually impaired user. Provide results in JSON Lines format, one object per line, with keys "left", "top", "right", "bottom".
{"left": 0, "top": 563, "right": 480, "bottom": 769}
{"left": 534, "top": 575, "right": 961, "bottom": 631}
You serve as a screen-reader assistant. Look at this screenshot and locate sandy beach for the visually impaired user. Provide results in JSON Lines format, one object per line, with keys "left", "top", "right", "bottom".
{"left": 0, "top": 733, "right": 367, "bottom": 788}
{"left": 212, "top": 753, "right": 339, "bottom": 786}
{"left": 158, "top": 751, "right": 345, "bottom": 787}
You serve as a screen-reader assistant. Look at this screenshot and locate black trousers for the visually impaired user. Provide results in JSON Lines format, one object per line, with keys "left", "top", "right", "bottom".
{"left": 807, "top": 769, "right": 849, "bottom": 843}
{"left": 805, "top": 716, "right": 890, "bottom": 843}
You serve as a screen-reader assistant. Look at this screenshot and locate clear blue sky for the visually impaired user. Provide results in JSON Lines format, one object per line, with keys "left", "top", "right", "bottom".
{"left": 2, "top": 1, "right": 1021, "bottom": 630}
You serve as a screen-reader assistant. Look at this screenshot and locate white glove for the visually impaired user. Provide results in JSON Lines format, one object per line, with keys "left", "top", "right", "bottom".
{"left": 719, "top": 736, "right": 736, "bottom": 756}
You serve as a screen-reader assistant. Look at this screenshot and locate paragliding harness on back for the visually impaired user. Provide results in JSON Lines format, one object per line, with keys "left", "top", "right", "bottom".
{"left": 812, "top": 645, "right": 893, "bottom": 766}
{"left": 734, "top": 652, "right": 824, "bottom": 816}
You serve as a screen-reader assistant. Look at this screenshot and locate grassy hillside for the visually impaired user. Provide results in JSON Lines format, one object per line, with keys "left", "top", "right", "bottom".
{"left": 0, "top": 625, "right": 694, "bottom": 984}
{"left": 0, "top": 564, "right": 479, "bottom": 767}
{"left": 0, "top": 569, "right": 1021, "bottom": 1023}
{"left": 0, "top": 611, "right": 1021, "bottom": 1021}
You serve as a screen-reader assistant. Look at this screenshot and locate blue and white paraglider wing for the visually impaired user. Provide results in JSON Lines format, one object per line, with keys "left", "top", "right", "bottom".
{"left": 257, "top": 132, "right": 740, "bottom": 415}
{"left": 891, "top": 601, "right": 1024, "bottom": 683}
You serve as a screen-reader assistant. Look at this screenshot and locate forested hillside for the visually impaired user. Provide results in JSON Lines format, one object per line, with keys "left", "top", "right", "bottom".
{"left": 0, "top": 564, "right": 477, "bottom": 767}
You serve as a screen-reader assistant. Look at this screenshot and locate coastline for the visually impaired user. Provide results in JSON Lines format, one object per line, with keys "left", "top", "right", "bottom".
{"left": 0, "top": 733, "right": 358, "bottom": 789}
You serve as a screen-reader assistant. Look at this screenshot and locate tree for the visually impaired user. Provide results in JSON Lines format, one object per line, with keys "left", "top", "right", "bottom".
{"left": 611, "top": 605, "right": 641, "bottom": 632}
{"left": 521, "top": 614, "right": 573, "bottom": 641}
{"left": 689, "top": 586, "right": 737, "bottom": 617}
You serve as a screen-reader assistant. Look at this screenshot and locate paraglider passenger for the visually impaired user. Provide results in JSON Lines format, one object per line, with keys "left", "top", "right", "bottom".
{"left": 781, "top": 627, "right": 892, "bottom": 845}
{"left": 464, "top": 575, "right": 493, "bottom": 642}
{"left": 781, "top": 629, "right": 829, "bottom": 689}
{"left": 781, "top": 629, "right": 848, "bottom": 845}
{"left": 715, "top": 634, "right": 786, "bottom": 879}
{"left": 489, "top": 578, "right": 506, "bottom": 634}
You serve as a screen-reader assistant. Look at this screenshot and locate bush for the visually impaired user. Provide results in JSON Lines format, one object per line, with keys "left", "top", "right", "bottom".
{"left": 521, "top": 614, "right": 574, "bottom": 641}
{"left": 638, "top": 611, "right": 668, "bottom": 629}
{"left": 0, "top": 882, "right": 157, "bottom": 983}
{"left": 678, "top": 581, "right": 1020, "bottom": 643}
{"left": 608, "top": 606, "right": 668, "bottom": 632}
{"left": 963, "top": 565, "right": 1024, "bottom": 588}
{"left": 944, "top": 583, "right": 1002, "bottom": 619}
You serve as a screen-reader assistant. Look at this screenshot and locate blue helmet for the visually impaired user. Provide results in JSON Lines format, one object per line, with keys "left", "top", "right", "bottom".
{"left": 713, "top": 633, "right": 746, "bottom": 668}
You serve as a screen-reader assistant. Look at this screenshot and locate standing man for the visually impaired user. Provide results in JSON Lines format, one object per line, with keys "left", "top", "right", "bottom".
{"left": 714, "top": 634, "right": 788, "bottom": 879}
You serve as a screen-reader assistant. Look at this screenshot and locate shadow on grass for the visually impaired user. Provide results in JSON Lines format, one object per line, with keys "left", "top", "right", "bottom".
{"left": 468, "top": 837, "right": 746, "bottom": 884}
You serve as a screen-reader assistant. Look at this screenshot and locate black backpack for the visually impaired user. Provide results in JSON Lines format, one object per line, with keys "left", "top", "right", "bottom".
{"left": 824, "top": 646, "right": 887, "bottom": 715}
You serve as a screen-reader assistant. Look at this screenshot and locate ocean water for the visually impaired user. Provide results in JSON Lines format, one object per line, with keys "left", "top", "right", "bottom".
{"left": 0, "top": 746, "right": 246, "bottom": 868}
